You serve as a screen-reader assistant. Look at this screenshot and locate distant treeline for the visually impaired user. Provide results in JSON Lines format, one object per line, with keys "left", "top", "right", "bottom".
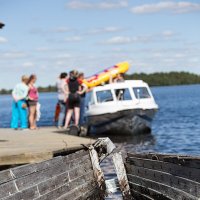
{"left": 1, "top": 72, "right": 200, "bottom": 95}
{"left": 125, "top": 71, "right": 200, "bottom": 87}
{"left": 0, "top": 86, "right": 57, "bottom": 95}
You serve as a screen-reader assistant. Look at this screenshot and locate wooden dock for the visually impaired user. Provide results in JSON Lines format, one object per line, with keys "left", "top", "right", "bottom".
{"left": 0, "top": 127, "right": 95, "bottom": 166}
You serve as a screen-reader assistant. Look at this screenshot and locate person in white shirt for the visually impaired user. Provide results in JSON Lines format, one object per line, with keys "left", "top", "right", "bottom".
{"left": 11, "top": 75, "right": 29, "bottom": 129}
{"left": 56, "top": 72, "right": 68, "bottom": 128}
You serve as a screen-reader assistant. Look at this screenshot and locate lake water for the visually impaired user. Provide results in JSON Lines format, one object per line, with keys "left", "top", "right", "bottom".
{"left": 0, "top": 84, "right": 200, "bottom": 199}
{"left": 1, "top": 84, "right": 199, "bottom": 155}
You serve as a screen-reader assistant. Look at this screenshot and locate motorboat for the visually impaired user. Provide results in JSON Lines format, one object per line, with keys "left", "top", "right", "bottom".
{"left": 85, "top": 80, "right": 158, "bottom": 135}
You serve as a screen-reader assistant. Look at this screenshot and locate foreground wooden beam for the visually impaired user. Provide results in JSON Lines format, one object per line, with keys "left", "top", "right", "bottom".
{"left": 125, "top": 152, "right": 200, "bottom": 199}
{"left": 113, "top": 152, "right": 132, "bottom": 200}
{"left": 0, "top": 137, "right": 116, "bottom": 200}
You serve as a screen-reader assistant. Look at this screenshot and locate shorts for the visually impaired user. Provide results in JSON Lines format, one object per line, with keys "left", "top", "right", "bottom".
{"left": 68, "top": 93, "right": 81, "bottom": 109}
{"left": 27, "top": 100, "right": 37, "bottom": 106}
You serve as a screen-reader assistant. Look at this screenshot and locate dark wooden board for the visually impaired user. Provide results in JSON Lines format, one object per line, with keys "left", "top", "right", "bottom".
{"left": 130, "top": 189, "right": 154, "bottom": 200}
{"left": 35, "top": 177, "right": 96, "bottom": 200}
{"left": 56, "top": 181, "right": 99, "bottom": 200}
{"left": 127, "top": 156, "right": 200, "bottom": 183}
{"left": 127, "top": 175, "right": 198, "bottom": 200}
{"left": 127, "top": 153, "right": 200, "bottom": 169}
{"left": 0, "top": 150, "right": 95, "bottom": 200}
{"left": 129, "top": 182, "right": 173, "bottom": 200}
{"left": 0, "top": 150, "right": 89, "bottom": 186}
{"left": 0, "top": 181, "right": 17, "bottom": 199}
{"left": 2, "top": 186, "right": 40, "bottom": 200}
{"left": 126, "top": 163, "right": 200, "bottom": 197}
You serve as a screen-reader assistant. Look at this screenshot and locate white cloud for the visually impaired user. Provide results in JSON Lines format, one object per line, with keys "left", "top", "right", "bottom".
{"left": 102, "top": 30, "right": 177, "bottom": 45}
{"left": 56, "top": 53, "right": 72, "bottom": 59}
{"left": 53, "top": 27, "right": 73, "bottom": 33}
{"left": 0, "top": 36, "right": 8, "bottom": 43}
{"left": 88, "top": 27, "right": 122, "bottom": 35}
{"left": 104, "top": 36, "right": 132, "bottom": 45}
{"left": 66, "top": 0, "right": 128, "bottom": 10}
{"left": 22, "top": 62, "right": 34, "bottom": 67}
{"left": 64, "top": 36, "right": 82, "bottom": 42}
{"left": 36, "top": 47, "right": 50, "bottom": 52}
{"left": 130, "top": 1, "right": 200, "bottom": 14}
{"left": 103, "top": 35, "right": 152, "bottom": 45}
{"left": 162, "top": 30, "right": 174, "bottom": 37}
{"left": 1, "top": 51, "right": 27, "bottom": 59}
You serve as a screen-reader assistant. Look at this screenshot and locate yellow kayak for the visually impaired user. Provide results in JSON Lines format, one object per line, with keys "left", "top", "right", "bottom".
{"left": 82, "top": 62, "right": 129, "bottom": 88}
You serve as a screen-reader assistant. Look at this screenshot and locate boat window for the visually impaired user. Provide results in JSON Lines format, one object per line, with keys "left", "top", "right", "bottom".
{"left": 114, "top": 88, "right": 132, "bottom": 101}
{"left": 133, "top": 87, "right": 151, "bottom": 99}
{"left": 86, "top": 91, "right": 94, "bottom": 105}
{"left": 96, "top": 90, "right": 113, "bottom": 103}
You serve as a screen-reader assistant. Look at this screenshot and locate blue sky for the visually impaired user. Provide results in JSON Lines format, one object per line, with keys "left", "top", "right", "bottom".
{"left": 0, "top": 0, "right": 200, "bottom": 89}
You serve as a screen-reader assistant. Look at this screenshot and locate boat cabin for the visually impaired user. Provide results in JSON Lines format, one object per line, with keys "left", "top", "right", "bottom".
{"left": 85, "top": 80, "right": 158, "bottom": 116}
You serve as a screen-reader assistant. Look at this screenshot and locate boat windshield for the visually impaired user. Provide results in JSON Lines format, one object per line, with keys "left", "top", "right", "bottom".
{"left": 96, "top": 90, "right": 113, "bottom": 103}
{"left": 133, "top": 87, "right": 151, "bottom": 99}
{"left": 114, "top": 88, "right": 132, "bottom": 101}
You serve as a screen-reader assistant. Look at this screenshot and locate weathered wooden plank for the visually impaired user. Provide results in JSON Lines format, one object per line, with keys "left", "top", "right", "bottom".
{"left": 2, "top": 171, "right": 95, "bottom": 200}
{"left": 126, "top": 156, "right": 200, "bottom": 183}
{"left": 74, "top": 188, "right": 103, "bottom": 200}
{"left": 126, "top": 163, "right": 200, "bottom": 197}
{"left": 2, "top": 186, "right": 39, "bottom": 200}
{"left": 129, "top": 182, "right": 173, "bottom": 200}
{"left": 57, "top": 182, "right": 99, "bottom": 200}
{"left": 34, "top": 175, "right": 96, "bottom": 200}
{"left": 0, "top": 181, "right": 17, "bottom": 199}
{"left": 127, "top": 152, "right": 196, "bottom": 160}
{"left": 0, "top": 150, "right": 89, "bottom": 187}
{"left": 112, "top": 152, "right": 132, "bottom": 200}
{"left": 0, "top": 170, "right": 13, "bottom": 184}
{"left": 9, "top": 150, "right": 88, "bottom": 181}
{"left": 15, "top": 161, "right": 70, "bottom": 191}
{"left": 88, "top": 145, "right": 106, "bottom": 197}
{"left": 37, "top": 171, "right": 69, "bottom": 196}
{"left": 130, "top": 189, "right": 154, "bottom": 200}
{"left": 127, "top": 175, "right": 198, "bottom": 200}
{"left": 64, "top": 154, "right": 91, "bottom": 170}
{"left": 10, "top": 156, "right": 63, "bottom": 180}
{"left": 127, "top": 153, "right": 200, "bottom": 169}
{"left": 69, "top": 159, "right": 92, "bottom": 181}
{"left": 93, "top": 137, "right": 116, "bottom": 162}
{"left": 61, "top": 150, "right": 88, "bottom": 161}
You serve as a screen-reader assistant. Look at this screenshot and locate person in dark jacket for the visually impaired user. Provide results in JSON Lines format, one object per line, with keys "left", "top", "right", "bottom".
{"left": 64, "top": 70, "right": 87, "bottom": 129}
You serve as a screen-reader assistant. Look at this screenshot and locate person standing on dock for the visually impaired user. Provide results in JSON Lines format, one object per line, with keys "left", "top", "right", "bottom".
{"left": 11, "top": 75, "right": 29, "bottom": 130}
{"left": 78, "top": 72, "right": 87, "bottom": 126}
{"left": 27, "top": 74, "right": 39, "bottom": 130}
{"left": 64, "top": 70, "right": 87, "bottom": 130}
{"left": 56, "top": 72, "right": 68, "bottom": 129}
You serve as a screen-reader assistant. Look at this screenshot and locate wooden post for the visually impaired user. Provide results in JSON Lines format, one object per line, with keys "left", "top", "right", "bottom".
{"left": 93, "top": 137, "right": 116, "bottom": 162}
{"left": 89, "top": 146, "right": 106, "bottom": 199}
{"left": 112, "top": 152, "right": 133, "bottom": 200}
{"left": 88, "top": 138, "right": 116, "bottom": 198}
